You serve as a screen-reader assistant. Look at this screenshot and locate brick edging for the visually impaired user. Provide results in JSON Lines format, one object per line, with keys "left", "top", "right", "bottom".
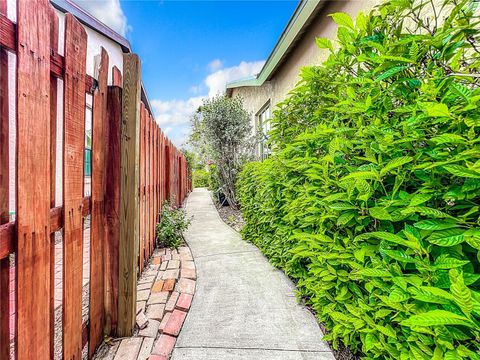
{"left": 146, "top": 245, "right": 196, "bottom": 359}
{"left": 102, "top": 245, "right": 196, "bottom": 360}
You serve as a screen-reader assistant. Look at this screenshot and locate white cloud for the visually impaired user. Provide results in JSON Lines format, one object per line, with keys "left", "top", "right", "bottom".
{"left": 205, "top": 60, "right": 265, "bottom": 97}
{"left": 188, "top": 84, "right": 203, "bottom": 95}
{"left": 151, "top": 97, "right": 203, "bottom": 128}
{"left": 151, "top": 59, "right": 264, "bottom": 147}
{"left": 208, "top": 59, "right": 223, "bottom": 72}
{"left": 74, "top": 0, "right": 129, "bottom": 36}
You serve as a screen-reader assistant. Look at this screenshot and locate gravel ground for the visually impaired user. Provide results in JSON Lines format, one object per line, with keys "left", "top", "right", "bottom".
{"left": 215, "top": 204, "right": 245, "bottom": 232}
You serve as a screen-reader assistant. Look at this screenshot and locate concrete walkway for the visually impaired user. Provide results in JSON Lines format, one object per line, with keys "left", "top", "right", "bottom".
{"left": 171, "top": 188, "right": 335, "bottom": 360}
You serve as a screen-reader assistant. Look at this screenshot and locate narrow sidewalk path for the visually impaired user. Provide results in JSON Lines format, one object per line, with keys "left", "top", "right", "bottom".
{"left": 172, "top": 188, "right": 334, "bottom": 360}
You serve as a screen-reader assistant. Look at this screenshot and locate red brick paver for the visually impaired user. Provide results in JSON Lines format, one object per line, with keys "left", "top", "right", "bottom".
{"left": 176, "top": 278, "right": 196, "bottom": 295}
{"left": 152, "top": 334, "right": 176, "bottom": 356}
{"left": 163, "top": 309, "right": 187, "bottom": 336}
{"left": 151, "top": 280, "right": 164, "bottom": 293}
{"left": 162, "top": 279, "right": 175, "bottom": 291}
{"left": 175, "top": 293, "right": 193, "bottom": 311}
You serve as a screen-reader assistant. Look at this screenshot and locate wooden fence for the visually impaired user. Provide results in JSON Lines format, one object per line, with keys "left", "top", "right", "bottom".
{"left": 0, "top": 1, "right": 191, "bottom": 358}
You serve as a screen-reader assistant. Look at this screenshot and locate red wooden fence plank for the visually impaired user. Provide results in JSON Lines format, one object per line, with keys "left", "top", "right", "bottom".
{"left": 153, "top": 124, "right": 158, "bottom": 243}
{"left": 151, "top": 117, "right": 156, "bottom": 252}
{"left": 16, "top": 0, "right": 52, "bottom": 358}
{"left": 157, "top": 127, "right": 163, "bottom": 212}
{"left": 0, "top": 1, "right": 9, "bottom": 357}
{"left": 89, "top": 47, "right": 109, "bottom": 357}
{"left": 145, "top": 113, "right": 150, "bottom": 258}
{"left": 145, "top": 109, "right": 151, "bottom": 259}
{"left": 0, "top": 12, "right": 15, "bottom": 52}
{"left": 112, "top": 65, "right": 122, "bottom": 87}
{"left": 160, "top": 131, "right": 165, "bottom": 208}
{"left": 49, "top": 8, "right": 59, "bottom": 358}
{"left": 156, "top": 127, "right": 160, "bottom": 223}
{"left": 149, "top": 114, "right": 154, "bottom": 255}
{"left": 139, "top": 102, "right": 145, "bottom": 273}
{"left": 105, "top": 84, "right": 122, "bottom": 335}
{"left": 165, "top": 142, "right": 171, "bottom": 204}
{"left": 62, "top": 13, "right": 87, "bottom": 359}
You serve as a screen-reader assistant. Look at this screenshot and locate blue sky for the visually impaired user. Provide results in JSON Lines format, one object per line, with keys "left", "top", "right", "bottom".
{"left": 75, "top": 0, "right": 298, "bottom": 146}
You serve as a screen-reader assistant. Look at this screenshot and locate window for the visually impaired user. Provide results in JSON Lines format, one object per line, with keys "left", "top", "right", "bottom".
{"left": 257, "top": 102, "right": 271, "bottom": 160}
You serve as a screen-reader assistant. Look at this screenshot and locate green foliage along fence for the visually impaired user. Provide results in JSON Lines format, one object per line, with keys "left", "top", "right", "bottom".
{"left": 192, "top": 169, "right": 209, "bottom": 188}
{"left": 237, "top": 0, "right": 480, "bottom": 359}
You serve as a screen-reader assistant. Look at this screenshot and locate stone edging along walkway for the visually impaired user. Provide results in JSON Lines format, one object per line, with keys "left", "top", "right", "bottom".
{"left": 95, "top": 245, "right": 196, "bottom": 360}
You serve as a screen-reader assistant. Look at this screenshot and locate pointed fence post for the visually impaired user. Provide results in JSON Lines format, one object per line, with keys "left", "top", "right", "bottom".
{"left": 118, "top": 53, "right": 141, "bottom": 336}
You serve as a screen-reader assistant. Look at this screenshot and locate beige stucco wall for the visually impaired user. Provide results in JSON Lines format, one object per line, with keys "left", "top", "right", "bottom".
{"left": 231, "top": 0, "right": 379, "bottom": 138}
{"left": 5, "top": 1, "right": 125, "bottom": 215}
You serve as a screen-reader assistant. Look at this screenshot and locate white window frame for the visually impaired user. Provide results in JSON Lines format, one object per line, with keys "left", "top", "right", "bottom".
{"left": 256, "top": 101, "right": 271, "bottom": 161}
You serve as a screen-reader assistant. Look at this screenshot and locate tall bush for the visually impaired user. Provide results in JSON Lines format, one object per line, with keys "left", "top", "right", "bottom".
{"left": 238, "top": 0, "right": 480, "bottom": 358}
{"left": 190, "top": 96, "right": 255, "bottom": 209}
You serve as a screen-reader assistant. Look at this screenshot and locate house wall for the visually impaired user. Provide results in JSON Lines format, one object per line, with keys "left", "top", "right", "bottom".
{"left": 5, "top": 1, "right": 125, "bottom": 214}
{"left": 230, "top": 0, "right": 379, "bottom": 144}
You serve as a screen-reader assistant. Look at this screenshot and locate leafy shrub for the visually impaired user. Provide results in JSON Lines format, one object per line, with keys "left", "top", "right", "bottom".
{"left": 156, "top": 203, "right": 191, "bottom": 249}
{"left": 193, "top": 169, "right": 209, "bottom": 188}
{"left": 189, "top": 96, "right": 255, "bottom": 209}
{"left": 238, "top": 0, "right": 480, "bottom": 359}
{"left": 208, "top": 163, "right": 221, "bottom": 191}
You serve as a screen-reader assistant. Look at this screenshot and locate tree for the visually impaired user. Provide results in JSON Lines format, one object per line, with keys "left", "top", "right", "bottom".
{"left": 189, "top": 95, "right": 255, "bottom": 209}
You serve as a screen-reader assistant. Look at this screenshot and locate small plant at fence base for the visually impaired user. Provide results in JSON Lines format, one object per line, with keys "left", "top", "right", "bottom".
{"left": 238, "top": 0, "right": 480, "bottom": 359}
{"left": 156, "top": 202, "right": 191, "bottom": 249}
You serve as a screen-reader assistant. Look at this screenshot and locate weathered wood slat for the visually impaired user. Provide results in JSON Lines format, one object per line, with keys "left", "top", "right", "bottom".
{"left": 139, "top": 102, "right": 145, "bottom": 273}
{"left": 62, "top": 13, "right": 87, "bottom": 359}
{"left": 105, "top": 85, "right": 122, "bottom": 336}
{"left": 49, "top": 8, "right": 59, "bottom": 357}
{"left": 154, "top": 126, "right": 158, "bottom": 227}
{"left": 0, "top": 1, "right": 10, "bottom": 356}
{"left": 89, "top": 47, "right": 109, "bottom": 356}
{"left": 112, "top": 65, "right": 122, "bottom": 87}
{"left": 145, "top": 110, "right": 151, "bottom": 260}
{"left": 118, "top": 53, "right": 141, "bottom": 337}
{"left": 149, "top": 115, "right": 154, "bottom": 254}
{"left": 165, "top": 142, "right": 171, "bottom": 203}
{"left": 16, "top": 0, "right": 52, "bottom": 357}
{"left": 0, "top": 12, "right": 15, "bottom": 52}
{"left": 160, "top": 131, "right": 164, "bottom": 209}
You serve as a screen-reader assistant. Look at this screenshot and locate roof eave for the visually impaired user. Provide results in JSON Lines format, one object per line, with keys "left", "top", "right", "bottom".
{"left": 226, "top": 0, "right": 323, "bottom": 93}
{"left": 50, "top": 0, "right": 132, "bottom": 52}
{"left": 50, "top": 0, "right": 155, "bottom": 115}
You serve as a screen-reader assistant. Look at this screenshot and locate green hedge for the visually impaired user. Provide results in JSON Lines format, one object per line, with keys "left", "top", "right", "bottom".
{"left": 192, "top": 169, "right": 209, "bottom": 188}
{"left": 237, "top": 0, "right": 480, "bottom": 359}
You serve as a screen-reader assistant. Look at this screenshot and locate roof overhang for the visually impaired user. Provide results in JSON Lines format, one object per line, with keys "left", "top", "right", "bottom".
{"left": 51, "top": 0, "right": 153, "bottom": 114}
{"left": 226, "top": 0, "right": 324, "bottom": 96}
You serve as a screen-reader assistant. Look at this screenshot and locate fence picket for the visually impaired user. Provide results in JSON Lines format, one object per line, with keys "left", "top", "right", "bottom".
{"left": 0, "top": 0, "right": 9, "bottom": 356}
{"left": 15, "top": 0, "right": 52, "bottom": 357}
{"left": 62, "top": 13, "right": 88, "bottom": 359}
{"left": 139, "top": 102, "right": 145, "bottom": 273}
{"left": 48, "top": 8, "right": 59, "bottom": 358}
{"left": 105, "top": 83, "right": 122, "bottom": 336}
{"left": 149, "top": 114, "right": 154, "bottom": 255}
{"left": 118, "top": 53, "right": 141, "bottom": 337}
{"left": 1, "top": 1, "right": 191, "bottom": 352}
{"left": 89, "top": 47, "right": 109, "bottom": 356}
